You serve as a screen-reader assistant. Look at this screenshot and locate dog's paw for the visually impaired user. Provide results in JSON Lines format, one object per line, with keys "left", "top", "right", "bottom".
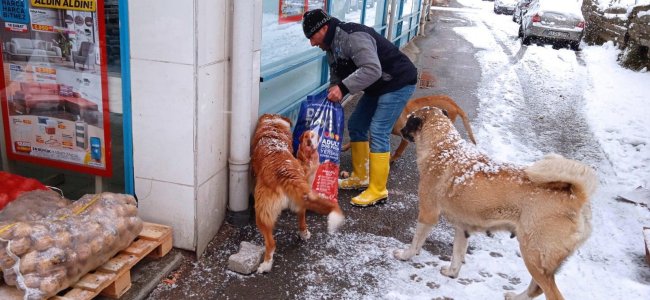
{"left": 299, "top": 229, "right": 311, "bottom": 240}
{"left": 440, "top": 265, "right": 459, "bottom": 278}
{"left": 394, "top": 248, "right": 416, "bottom": 260}
{"left": 257, "top": 260, "right": 273, "bottom": 274}
{"left": 503, "top": 292, "right": 521, "bottom": 300}
{"left": 327, "top": 212, "right": 345, "bottom": 234}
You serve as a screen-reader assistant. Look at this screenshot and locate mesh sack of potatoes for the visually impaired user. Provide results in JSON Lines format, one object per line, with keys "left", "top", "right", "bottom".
{"left": 0, "top": 192, "right": 143, "bottom": 300}
{"left": 0, "top": 190, "right": 71, "bottom": 224}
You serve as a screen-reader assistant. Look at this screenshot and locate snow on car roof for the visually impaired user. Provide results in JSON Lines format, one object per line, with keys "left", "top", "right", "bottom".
{"left": 536, "top": 0, "right": 584, "bottom": 18}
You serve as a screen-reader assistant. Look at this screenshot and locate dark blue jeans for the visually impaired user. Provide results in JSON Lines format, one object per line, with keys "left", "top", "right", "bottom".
{"left": 348, "top": 84, "right": 416, "bottom": 153}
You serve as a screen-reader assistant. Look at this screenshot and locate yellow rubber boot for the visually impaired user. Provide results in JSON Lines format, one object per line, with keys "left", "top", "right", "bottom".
{"left": 351, "top": 152, "right": 390, "bottom": 207}
{"left": 339, "top": 142, "right": 369, "bottom": 189}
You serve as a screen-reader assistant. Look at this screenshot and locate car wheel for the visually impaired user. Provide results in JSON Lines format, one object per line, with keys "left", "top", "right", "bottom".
{"left": 570, "top": 41, "right": 580, "bottom": 51}
{"left": 518, "top": 25, "right": 523, "bottom": 38}
{"left": 512, "top": 15, "right": 516, "bottom": 22}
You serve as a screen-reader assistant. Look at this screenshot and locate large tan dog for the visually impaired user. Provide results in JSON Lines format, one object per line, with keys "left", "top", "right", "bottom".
{"left": 251, "top": 114, "right": 344, "bottom": 273}
{"left": 342, "top": 95, "right": 476, "bottom": 162}
{"left": 393, "top": 107, "right": 597, "bottom": 300}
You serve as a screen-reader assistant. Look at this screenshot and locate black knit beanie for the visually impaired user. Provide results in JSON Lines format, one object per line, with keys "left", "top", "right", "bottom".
{"left": 302, "top": 9, "right": 331, "bottom": 38}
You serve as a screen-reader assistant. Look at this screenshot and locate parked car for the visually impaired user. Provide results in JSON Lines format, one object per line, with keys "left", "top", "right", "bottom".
{"left": 494, "top": 0, "right": 519, "bottom": 15}
{"left": 518, "top": 0, "right": 585, "bottom": 50}
{"left": 513, "top": 0, "right": 533, "bottom": 23}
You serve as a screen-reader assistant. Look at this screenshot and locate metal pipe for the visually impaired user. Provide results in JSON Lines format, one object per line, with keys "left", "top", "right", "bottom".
{"left": 229, "top": 0, "right": 257, "bottom": 213}
{"left": 387, "top": 0, "right": 398, "bottom": 41}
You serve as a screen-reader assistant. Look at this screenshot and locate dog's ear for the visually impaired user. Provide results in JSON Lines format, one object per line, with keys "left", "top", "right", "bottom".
{"left": 280, "top": 115, "right": 293, "bottom": 127}
{"left": 441, "top": 109, "right": 449, "bottom": 118}
{"left": 401, "top": 114, "right": 423, "bottom": 143}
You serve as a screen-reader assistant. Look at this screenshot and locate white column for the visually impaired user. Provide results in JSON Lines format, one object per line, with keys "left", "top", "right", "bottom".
{"left": 129, "top": 0, "right": 198, "bottom": 251}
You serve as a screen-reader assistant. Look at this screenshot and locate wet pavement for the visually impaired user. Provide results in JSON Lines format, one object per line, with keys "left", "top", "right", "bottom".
{"left": 146, "top": 2, "right": 485, "bottom": 299}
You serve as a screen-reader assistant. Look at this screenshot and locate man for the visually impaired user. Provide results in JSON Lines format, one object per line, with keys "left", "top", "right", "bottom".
{"left": 302, "top": 9, "right": 417, "bottom": 207}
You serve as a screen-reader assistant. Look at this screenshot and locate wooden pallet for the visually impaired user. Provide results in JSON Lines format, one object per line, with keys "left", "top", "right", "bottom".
{"left": 0, "top": 222, "right": 172, "bottom": 300}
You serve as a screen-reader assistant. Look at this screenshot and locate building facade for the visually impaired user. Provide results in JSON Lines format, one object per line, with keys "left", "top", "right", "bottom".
{"left": 0, "top": 0, "right": 427, "bottom": 256}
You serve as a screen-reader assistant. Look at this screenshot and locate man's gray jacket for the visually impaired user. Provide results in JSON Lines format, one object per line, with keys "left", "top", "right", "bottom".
{"left": 324, "top": 18, "right": 418, "bottom": 97}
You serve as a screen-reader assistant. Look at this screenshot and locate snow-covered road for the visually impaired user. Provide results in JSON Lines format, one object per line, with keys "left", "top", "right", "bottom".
{"left": 303, "top": 2, "right": 650, "bottom": 299}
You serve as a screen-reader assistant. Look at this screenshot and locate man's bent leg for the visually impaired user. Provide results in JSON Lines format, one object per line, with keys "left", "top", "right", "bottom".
{"left": 341, "top": 94, "right": 377, "bottom": 190}
{"left": 351, "top": 85, "right": 415, "bottom": 206}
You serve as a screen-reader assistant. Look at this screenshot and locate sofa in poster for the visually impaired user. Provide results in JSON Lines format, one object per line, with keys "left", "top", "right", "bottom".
{"left": 11, "top": 82, "right": 98, "bottom": 119}
{"left": 3, "top": 38, "right": 63, "bottom": 62}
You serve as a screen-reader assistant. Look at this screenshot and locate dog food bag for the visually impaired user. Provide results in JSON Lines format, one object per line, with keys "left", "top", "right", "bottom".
{"left": 292, "top": 90, "right": 344, "bottom": 202}
{"left": 0, "top": 192, "right": 143, "bottom": 300}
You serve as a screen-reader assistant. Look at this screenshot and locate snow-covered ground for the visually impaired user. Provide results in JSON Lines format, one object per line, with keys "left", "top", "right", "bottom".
{"left": 149, "top": 2, "right": 649, "bottom": 299}
{"left": 297, "top": 1, "right": 650, "bottom": 299}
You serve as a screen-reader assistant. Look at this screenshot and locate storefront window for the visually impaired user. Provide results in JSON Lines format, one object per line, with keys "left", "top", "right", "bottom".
{"left": 394, "top": 0, "right": 419, "bottom": 46}
{"left": 105, "top": 0, "right": 120, "bottom": 74}
{"left": 363, "top": 0, "right": 385, "bottom": 30}
{"left": 0, "top": 0, "right": 126, "bottom": 199}
{"left": 260, "top": 0, "right": 391, "bottom": 117}
{"left": 402, "top": 0, "right": 415, "bottom": 34}
{"left": 262, "top": 1, "right": 316, "bottom": 68}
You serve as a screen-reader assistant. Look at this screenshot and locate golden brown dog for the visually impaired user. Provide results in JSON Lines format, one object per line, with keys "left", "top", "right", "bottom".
{"left": 251, "top": 114, "right": 344, "bottom": 273}
{"left": 393, "top": 107, "right": 597, "bottom": 300}
{"left": 342, "top": 95, "right": 476, "bottom": 162}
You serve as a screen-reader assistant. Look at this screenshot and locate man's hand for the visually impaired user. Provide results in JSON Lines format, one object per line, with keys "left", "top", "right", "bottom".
{"left": 327, "top": 85, "right": 343, "bottom": 102}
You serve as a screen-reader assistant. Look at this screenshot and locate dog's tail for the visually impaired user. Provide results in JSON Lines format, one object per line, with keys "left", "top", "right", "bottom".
{"left": 457, "top": 108, "right": 477, "bottom": 145}
{"left": 304, "top": 196, "right": 345, "bottom": 234}
{"left": 525, "top": 153, "right": 598, "bottom": 206}
{"left": 282, "top": 175, "right": 345, "bottom": 234}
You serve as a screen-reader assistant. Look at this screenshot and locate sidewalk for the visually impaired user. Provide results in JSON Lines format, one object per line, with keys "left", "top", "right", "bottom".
{"left": 141, "top": 4, "right": 481, "bottom": 300}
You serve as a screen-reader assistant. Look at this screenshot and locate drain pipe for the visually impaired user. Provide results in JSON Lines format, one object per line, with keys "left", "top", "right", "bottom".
{"left": 386, "top": 0, "right": 398, "bottom": 41}
{"left": 418, "top": 0, "right": 430, "bottom": 36}
{"left": 417, "top": 0, "right": 429, "bottom": 36}
{"left": 228, "top": 0, "right": 257, "bottom": 225}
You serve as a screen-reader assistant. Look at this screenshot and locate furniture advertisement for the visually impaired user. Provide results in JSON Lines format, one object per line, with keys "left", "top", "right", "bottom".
{"left": 0, "top": 0, "right": 112, "bottom": 177}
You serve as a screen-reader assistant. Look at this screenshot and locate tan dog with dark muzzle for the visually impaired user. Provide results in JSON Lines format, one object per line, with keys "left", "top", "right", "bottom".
{"left": 394, "top": 107, "right": 597, "bottom": 300}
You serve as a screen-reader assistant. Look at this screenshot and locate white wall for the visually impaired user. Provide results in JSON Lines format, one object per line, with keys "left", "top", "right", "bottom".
{"left": 129, "top": 0, "right": 233, "bottom": 255}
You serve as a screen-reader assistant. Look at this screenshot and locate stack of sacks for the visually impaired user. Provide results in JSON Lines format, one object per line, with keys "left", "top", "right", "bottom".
{"left": 0, "top": 190, "right": 70, "bottom": 222}
{"left": 0, "top": 193, "right": 142, "bottom": 300}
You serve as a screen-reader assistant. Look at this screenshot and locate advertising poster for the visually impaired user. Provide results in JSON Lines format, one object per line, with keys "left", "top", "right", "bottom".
{"left": 278, "top": 0, "right": 328, "bottom": 24}
{"left": 0, "top": 0, "right": 112, "bottom": 176}
{"left": 279, "top": 0, "right": 307, "bottom": 24}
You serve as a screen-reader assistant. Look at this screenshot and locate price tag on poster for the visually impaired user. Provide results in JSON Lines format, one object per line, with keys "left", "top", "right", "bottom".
{"left": 0, "top": 0, "right": 112, "bottom": 177}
